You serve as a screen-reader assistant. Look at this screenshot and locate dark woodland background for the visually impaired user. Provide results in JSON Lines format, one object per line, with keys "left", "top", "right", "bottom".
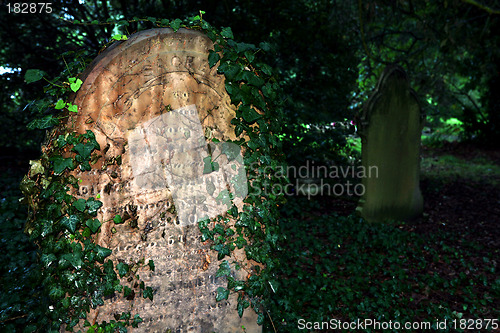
{"left": 1, "top": 0, "right": 499, "bottom": 162}
{"left": 1, "top": 1, "right": 499, "bottom": 332}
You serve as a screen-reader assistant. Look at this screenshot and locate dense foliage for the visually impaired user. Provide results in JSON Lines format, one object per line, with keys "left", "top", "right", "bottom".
{"left": 356, "top": 0, "right": 500, "bottom": 144}
{"left": 18, "top": 37, "right": 157, "bottom": 331}
{"left": 3, "top": 1, "right": 498, "bottom": 159}
{"left": 6, "top": 14, "right": 288, "bottom": 330}
{"left": 265, "top": 195, "right": 498, "bottom": 332}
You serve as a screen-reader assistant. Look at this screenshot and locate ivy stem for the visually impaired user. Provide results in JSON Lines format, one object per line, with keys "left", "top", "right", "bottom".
{"left": 42, "top": 77, "right": 64, "bottom": 88}
{"left": 62, "top": 55, "right": 72, "bottom": 77}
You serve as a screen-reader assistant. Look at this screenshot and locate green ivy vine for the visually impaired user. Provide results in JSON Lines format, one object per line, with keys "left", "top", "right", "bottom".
{"left": 22, "top": 11, "right": 287, "bottom": 331}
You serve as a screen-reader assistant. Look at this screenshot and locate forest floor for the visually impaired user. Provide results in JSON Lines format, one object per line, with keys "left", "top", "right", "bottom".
{"left": 271, "top": 140, "right": 499, "bottom": 332}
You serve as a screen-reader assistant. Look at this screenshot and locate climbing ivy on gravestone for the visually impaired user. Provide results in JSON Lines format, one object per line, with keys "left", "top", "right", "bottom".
{"left": 21, "top": 14, "right": 286, "bottom": 332}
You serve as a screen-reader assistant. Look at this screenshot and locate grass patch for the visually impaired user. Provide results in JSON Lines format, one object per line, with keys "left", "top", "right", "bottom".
{"left": 421, "top": 154, "right": 500, "bottom": 185}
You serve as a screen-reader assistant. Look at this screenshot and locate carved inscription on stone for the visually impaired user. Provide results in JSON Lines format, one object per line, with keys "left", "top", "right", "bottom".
{"left": 66, "top": 28, "right": 259, "bottom": 332}
{"left": 128, "top": 104, "right": 247, "bottom": 226}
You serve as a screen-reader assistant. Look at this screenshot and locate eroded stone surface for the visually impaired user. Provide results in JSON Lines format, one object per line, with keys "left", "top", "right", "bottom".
{"left": 128, "top": 104, "right": 247, "bottom": 226}
{"left": 356, "top": 65, "right": 424, "bottom": 222}
{"left": 65, "top": 28, "right": 259, "bottom": 332}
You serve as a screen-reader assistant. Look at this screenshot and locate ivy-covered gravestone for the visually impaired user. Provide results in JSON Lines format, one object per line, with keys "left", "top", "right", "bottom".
{"left": 356, "top": 65, "right": 424, "bottom": 222}
{"left": 66, "top": 28, "right": 259, "bottom": 332}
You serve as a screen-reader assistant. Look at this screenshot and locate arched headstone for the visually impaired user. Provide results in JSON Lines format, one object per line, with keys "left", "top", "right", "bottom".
{"left": 356, "top": 65, "right": 424, "bottom": 222}
{"left": 66, "top": 28, "right": 259, "bottom": 332}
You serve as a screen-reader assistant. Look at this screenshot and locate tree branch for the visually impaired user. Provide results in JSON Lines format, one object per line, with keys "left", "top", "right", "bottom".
{"left": 462, "top": 0, "right": 500, "bottom": 15}
{"left": 358, "top": 0, "right": 373, "bottom": 61}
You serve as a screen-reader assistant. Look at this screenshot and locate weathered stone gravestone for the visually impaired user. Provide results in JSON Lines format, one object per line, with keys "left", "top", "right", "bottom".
{"left": 66, "top": 28, "right": 259, "bottom": 332}
{"left": 356, "top": 65, "right": 424, "bottom": 222}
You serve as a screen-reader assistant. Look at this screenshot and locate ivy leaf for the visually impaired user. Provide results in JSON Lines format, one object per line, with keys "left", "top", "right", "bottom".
{"left": 113, "top": 214, "right": 123, "bottom": 224}
{"left": 123, "top": 286, "right": 133, "bottom": 298}
{"left": 51, "top": 156, "right": 74, "bottom": 174}
{"left": 213, "top": 224, "right": 225, "bottom": 235}
{"left": 259, "top": 42, "right": 272, "bottom": 52}
{"left": 62, "top": 252, "right": 82, "bottom": 269}
{"left": 111, "top": 34, "right": 128, "bottom": 41}
{"left": 148, "top": 260, "right": 155, "bottom": 272}
{"left": 82, "top": 130, "right": 100, "bottom": 150}
{"left": 25, "top": 69, "right": 45, "bottom": 83}
{"left": 237, "top": 300, "right": 249, "bottom": 317}
{"left": 235, "top": 234, "right": 247, "bottom": 248}
{"left": 259, "top": 63, "right": 273, "bottom": 76}
{"left": 86, "top": 198, "right": 103, "bottom": 215}
{"left": 262, "top": 83, "right": 277, "bottom": 99}
{"left": 268, "top": 280, "right": 279, "bottom": 293}
{"left": 73, "top": 142, "right": 93, "bottom": 159}
{"left": 244, "top": 50, "right": 255, "bottom": 63}
{"left": 68, "top": 78, "right": 83, "bottom": 92}
{"left": 49, "top": 286, "right": 65, "bottom": 300}
{"left": 221, "top": 27, "right": 234, "bottom": 39}
{"left": 257, "top": 312, "right": 265, "bottom": 325}
{"left": 27, "top": 115, "right": 58, "bottom": 130}
{"left": 240, "top": 106, "right": 261, "bottom": 123}
{"left": 235, "top": 124, "right": 244, "bottom": 137}
{"left": 41, "top": 253, "right": 57, "bottom": 268}
{"left": 220, "top": 62, "right": 243, "bottom": 81}
{"left": 95, "top": 246, "right": 112, "bottom": 263}
{"left": 55, "top": 99, "right": 67, "bottom": 110}
{"left": 170, "top": 18, "right": 182, "bottom": 32}
{"left": 67, "top": 103, "right": 78, "bottom": 113}
{"left": 143, "top": 287, "right": 154, "bottom": 300}
{"left": 188, "top": 14, "right": 201, "bottom": 21}
{"left": 221, "top": 142, "right": 240, "bottom": 161}
{"left": 203, "top": 156, "right": 214, "bottom": 174}
{"left": 82, "top": 227, "right": 91, "bottom": 238}
{"left": 29, "top": 159, "right": 44, "bottom": 176}
{"left": 73, "top": 198, "right": 86, "bottom": 212}
{"left": 61, "top": 297, "right": 71, "bottom": 309}
{"left": 132, "top": 314, "right": 143, "bottom": 327}
{"left": 216, "top": 287, "right": 229, "bottom": 301}
{"left": 242, "top": 71, "right": 264, "bottom": 87}
{"left": 116, "top": 262, "right": 129, "bottom": 277}
{"left": 233, "top": 42, "right": 256, "bottom": 54}
{"left": 216, "top": 260, "right": 231, "bottom": 277}
{"left": 228, "top": 204, "right": 239, "bottom": 218}
{"left": 86, "top": 218, "right": 101, "bottom": 233}
{"left": 61, "top": 215, "right": 80, "bottom": 233}
{"left": 208, "top": 50, "right": 220, "bottom": 68}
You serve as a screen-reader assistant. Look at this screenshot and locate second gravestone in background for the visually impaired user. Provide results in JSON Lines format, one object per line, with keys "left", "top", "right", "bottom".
{"left": 356, "top": 65, "right": 425, "bottom": 222}
{"left": 66, "top": 28, "right": 260, "bottom": 332}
